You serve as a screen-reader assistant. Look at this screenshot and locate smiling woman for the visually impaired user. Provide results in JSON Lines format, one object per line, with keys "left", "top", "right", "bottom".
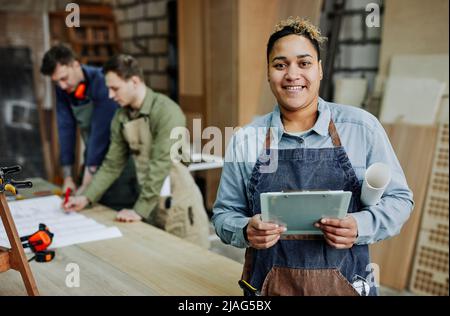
{"left": 212, "top": 17, "right": 414, "bottom": 296}
{"left": 267, "top": 17, "right": 326, "bottom": 132}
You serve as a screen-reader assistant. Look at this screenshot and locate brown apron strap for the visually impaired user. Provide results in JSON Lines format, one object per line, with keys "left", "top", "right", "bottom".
{"left": 265, "top": 128, "right": 271, "bottom": 150}
{"left": 328, "top": 119, "right": 342, "bottom": 147}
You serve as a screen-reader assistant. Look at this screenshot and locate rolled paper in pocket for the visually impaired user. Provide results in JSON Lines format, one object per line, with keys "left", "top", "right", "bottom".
{"left": 361, "top": 162, "right": 391, "bottom": 206}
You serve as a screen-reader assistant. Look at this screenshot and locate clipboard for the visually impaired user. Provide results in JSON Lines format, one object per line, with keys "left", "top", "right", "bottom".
{"left": 260, "top": 191, "right": 352, "bottom": 235}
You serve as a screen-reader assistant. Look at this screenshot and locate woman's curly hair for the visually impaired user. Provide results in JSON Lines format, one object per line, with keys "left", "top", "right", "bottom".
{"left": 267, "top": 17, "right": 327, "bottom": 62}
{"left": 272, "top": 17, "right": 327, "bottom": 44}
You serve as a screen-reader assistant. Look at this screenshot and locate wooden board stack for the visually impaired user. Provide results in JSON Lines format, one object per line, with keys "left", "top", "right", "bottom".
{"left": 410, "top": 123, "right": 449, "bottom": 296}
{"left": 369, "top": 124, "right": 438, "bottom": 290}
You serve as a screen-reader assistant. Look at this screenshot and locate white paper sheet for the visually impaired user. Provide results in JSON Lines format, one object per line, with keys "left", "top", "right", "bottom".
{"left": 0, "top": 195, "right": 122, "bottom": 252}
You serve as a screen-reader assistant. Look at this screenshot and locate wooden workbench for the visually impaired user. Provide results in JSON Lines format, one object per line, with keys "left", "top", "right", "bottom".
{"left": 0, "top": 203, "right": 243, "bottom": 296}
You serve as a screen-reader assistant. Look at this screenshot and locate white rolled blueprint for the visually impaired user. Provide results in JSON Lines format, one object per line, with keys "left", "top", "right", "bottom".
{"left": 360, "top": 162, "right": 391, "bottom": 206}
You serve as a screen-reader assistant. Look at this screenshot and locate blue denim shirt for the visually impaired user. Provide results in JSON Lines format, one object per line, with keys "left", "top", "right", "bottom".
{"left": 212, "top": 98, "right": 414, "bottom": 248}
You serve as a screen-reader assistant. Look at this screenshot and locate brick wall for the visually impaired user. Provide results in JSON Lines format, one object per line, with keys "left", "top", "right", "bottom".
{"left": 114, "top": 0, "right": 172, "bottom": 94}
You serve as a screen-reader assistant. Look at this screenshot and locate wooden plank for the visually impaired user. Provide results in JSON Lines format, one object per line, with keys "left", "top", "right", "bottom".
{"left": 389, "top": 54, "right": 449, "bottom": 95}
{"left": 201, "top": 0, "right": 239, "bottom": 212}
{"left": 37, "top": 103, "right": 54, "bottom": 181}
{"left": 379, "top": 77, "right": 445, "bottom": 125}
{"left": 0, "top": 247, "right": 11, "bottom": 273}
{"left": 237, "top": 0, "right": 279, "bottom": 126}
{"left": 178, "top": 0, "right": 204, "bottom": 97}
{"left": 333, "top": 78, "right": 367, "bottom": 107}
{"left": 50, "top": 102, "right": 63, "bottom": 185}
{"left": 438, "top": 97, "right": 449, "bottom": 124}
{"left": 179, "top": 95, "right": 204, "bottom": 115}
{"left": 369, "top": 123, "right": 438, "bottom": 290}
{"left": 379, "top": 0, "right": 449, "bottom": 81}
{"left": 204, "top": 0, "right": 239, "bottom": 130}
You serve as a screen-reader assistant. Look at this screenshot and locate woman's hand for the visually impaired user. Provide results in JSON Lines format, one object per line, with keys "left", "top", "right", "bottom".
{"left": 246, "top": 214, "right": 286, "bottom": 249}
{"left": 315, "top": 215, "right": 358, "bottom": 249}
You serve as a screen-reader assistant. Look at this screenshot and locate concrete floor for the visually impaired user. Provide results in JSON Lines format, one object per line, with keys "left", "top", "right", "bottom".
{"left": 207, "top": 222, "right": 416, "bottom": 296}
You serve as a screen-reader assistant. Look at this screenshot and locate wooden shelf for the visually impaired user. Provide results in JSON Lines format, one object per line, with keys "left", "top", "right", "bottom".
{"left": 49, "top": 4, "right": 121, "bottom": 67}
{"left": 72, "top": 40, "right": 118, "bottom": 45}
{"left": 81, "top": 56, "right": 109, "bottom": 62}
{"left": 77, "top": 20, "right": 114, "bottom": 27}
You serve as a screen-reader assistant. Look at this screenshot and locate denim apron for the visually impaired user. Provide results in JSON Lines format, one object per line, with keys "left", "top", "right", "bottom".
{"left": 242, "top": 119, "right": 376, "bottom": 296}
{"left": 70, "top": 96, "right": 139, "bottom": 211}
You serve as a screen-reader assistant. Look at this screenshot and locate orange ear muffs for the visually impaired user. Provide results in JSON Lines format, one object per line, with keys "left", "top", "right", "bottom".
{"left": 74, "top": 82, "right": 87, "bottom": 99}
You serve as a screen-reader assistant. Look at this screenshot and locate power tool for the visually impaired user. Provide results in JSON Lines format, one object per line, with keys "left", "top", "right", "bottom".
{"left": 20, "top": 223, "right": 55, "bottom": 263}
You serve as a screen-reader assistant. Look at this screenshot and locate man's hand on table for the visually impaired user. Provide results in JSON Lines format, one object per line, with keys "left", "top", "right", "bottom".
{"left": 116, "top": 209, "right": 142, "bottom": 222}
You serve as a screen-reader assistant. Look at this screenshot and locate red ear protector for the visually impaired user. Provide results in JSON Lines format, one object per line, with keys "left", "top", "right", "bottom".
{"left": 20, "top": 223, "right": 55, "bottom": 263}
{"left": 74, "top": 82, "right": 87, "bottom": 100}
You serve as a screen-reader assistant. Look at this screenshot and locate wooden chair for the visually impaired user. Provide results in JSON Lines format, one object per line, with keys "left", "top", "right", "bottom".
{"left": 0, "top": 166, "right": 39, "bottom": 296}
